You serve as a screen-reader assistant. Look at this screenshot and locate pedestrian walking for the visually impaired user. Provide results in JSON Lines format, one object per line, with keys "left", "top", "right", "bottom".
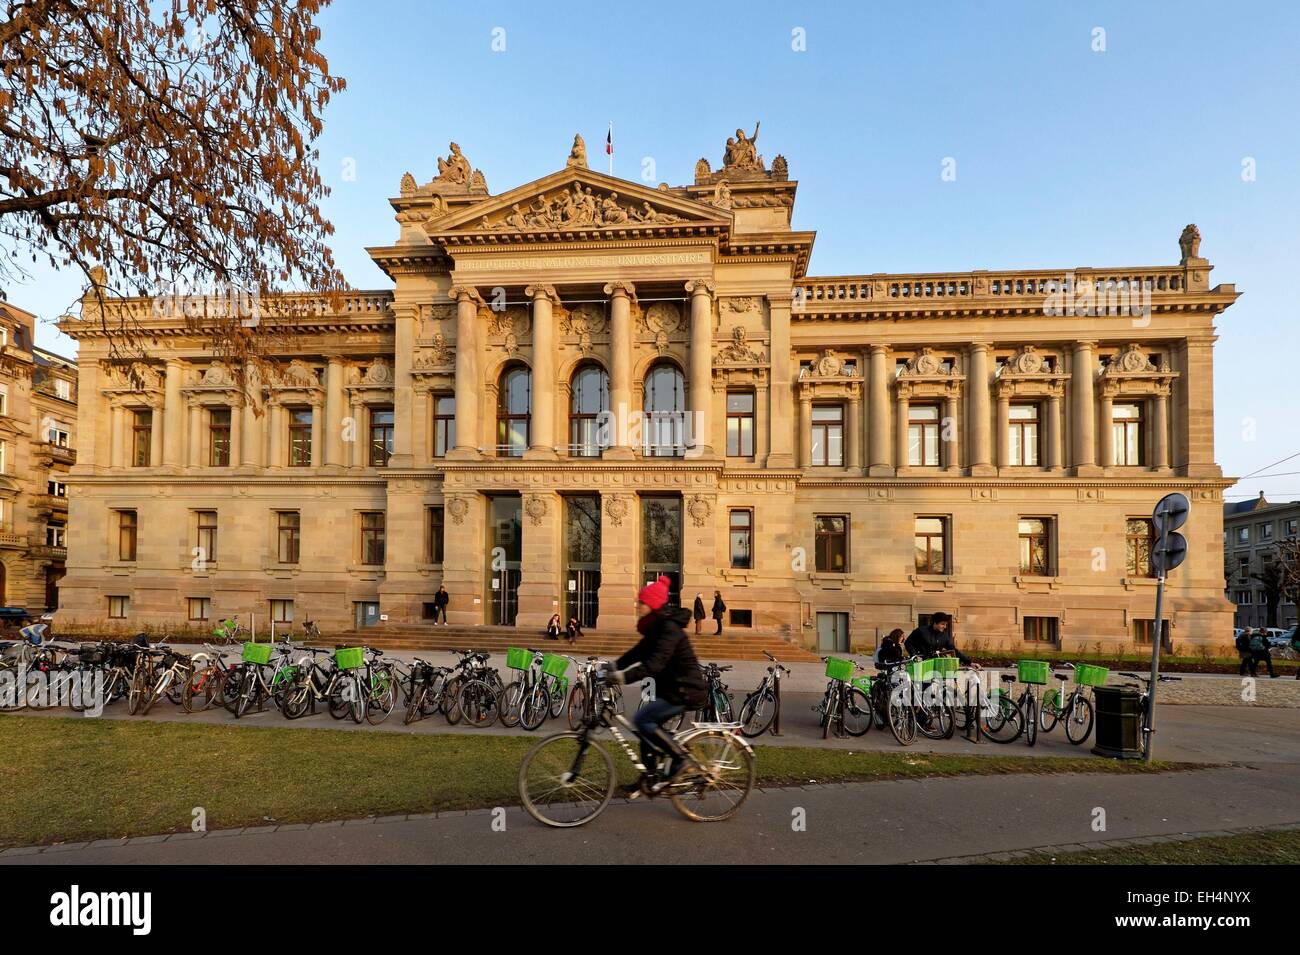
{"left": 692, "top": 593, "right": 706, "bottom": 636}
{"left": 1235, "top": 629, "right": 1253, "bottom": 676}
{"left": 711, "top": 590, "right": 726, "bottom": 636}
{"left": 1248, "top": 628, "right": 1277, "bottom": 678}
{"left": 432, "top": 585, "right": 449, "bottom": 625}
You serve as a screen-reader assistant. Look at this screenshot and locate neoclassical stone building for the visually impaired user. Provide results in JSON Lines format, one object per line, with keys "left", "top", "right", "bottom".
{"left": 58, "top": 131, "right": 1238, "bottom": 651}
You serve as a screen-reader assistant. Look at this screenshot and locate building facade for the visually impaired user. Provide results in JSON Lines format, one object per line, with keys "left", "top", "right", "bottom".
{"left": 1224, "top": 494, "right": 1299, "bottom": 630}
{"left": 0, "top": 301, "right": 77, "bottom": 614}
{"left": 58, "top": 133, "right": 1238, "bottom": 651}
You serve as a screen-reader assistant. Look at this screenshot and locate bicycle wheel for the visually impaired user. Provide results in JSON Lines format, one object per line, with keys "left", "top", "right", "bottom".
{"left": 519, "top": 683, "right": 549, "bottom": 732}
{"left": 981, "top": 691, "right": 1024, "bottom": 743}
{"left": 441, "top": 676, "right": 463, "bottom": 725}
{"left": 547, "top": 678, "right": 566, "bottom": 719}
{"left": 738, "top": 689, "right": 777, "bottom": 738}
{"left": 886, "top": 684, "right": 917, "bottom": 745}
{"left": 1039, "top": 687, "right": 1063, "bottom": 732}
{"left": 842, "top": 687, "right": 873, "bottom": 737}
{"left": 1024, "top": 695, "right": 1038, "bottom": 747}
{"left": 280, "top": 679, "right": 312, "bottom": 720}
{"left": 458, "top": 679, "right": 499, "bottom": 728}
{"left": 670, "top": 730, "right": 755, "bottom": 822}
{"left": 181, "top": 668, "right": 204, "bottom": 713}
{"left": 499, "top": 680, "right": 524, "bottom": 728}
{"left": 566, "top": 683, "right": 587, "bottom": 730}
{"left": 234, "top": 673, "right": 258, "bottom": 719}
{"left": 140, "top": 675, "right": 167, "bottom": 716}
{"left": 127, "top": 667, "right": 148, "bottom": 715}
{"left": 1064, "top": 695, "right": 1095, "bottom": 745}
{"left": 365, "top": 669, "right": 396, "bottom": 725}
{"left": 403, "top": 684, "right": 425, "bottom": 725}
{"left": 518, "top": 732, "right": 616, "bottom": 828}
{"left": 820, "top": 685, "right": 835, "bottom": 740}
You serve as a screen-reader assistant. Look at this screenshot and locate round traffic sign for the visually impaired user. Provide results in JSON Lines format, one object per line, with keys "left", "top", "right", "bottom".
{"left": 1151, "top": 529, "right": 1188, "bottom": 573}
{"left": 1152, "top": 492, "right": 1190, "bottom": 532}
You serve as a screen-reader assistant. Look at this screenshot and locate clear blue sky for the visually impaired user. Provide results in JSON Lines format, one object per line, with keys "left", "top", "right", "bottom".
{"left": 12, "top": 0, "right": 1299, "bottom": 500}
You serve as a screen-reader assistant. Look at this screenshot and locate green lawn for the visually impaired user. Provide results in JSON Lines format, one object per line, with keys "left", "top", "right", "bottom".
{"left": 1, "top": 715, "right": 1185, "bottom": 848}
{"left": 1005, "top": 828, "right": 1300, "bottom": 864}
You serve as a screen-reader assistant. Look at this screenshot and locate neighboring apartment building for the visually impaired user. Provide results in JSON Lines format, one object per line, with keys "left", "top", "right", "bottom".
{"left": 1224, "top": 493, "right": 1300, "bottom": 630}
{"left": 0, "top": 300, "right": 77, "bottom": 614}
{"left": 57, "top": 133, "right": 1237, "bottom": 650}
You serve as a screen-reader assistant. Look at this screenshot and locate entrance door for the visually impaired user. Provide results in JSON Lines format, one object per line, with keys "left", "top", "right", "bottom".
{"left": 564, "top": 495, "right": 601, "bottom": 628}
{"left": 486, "top": 495, "right": 522, "bottom": 625}
{"left": 641, "top": 496, "right": 682, "bottom": 610}
{"left": 816, "top": 612, "right": 849, "bottom": 653}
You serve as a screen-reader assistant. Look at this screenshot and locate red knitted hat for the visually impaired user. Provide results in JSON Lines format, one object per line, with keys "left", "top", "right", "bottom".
{"left": 638, "top": 575, "right": 671, "bottom": 610}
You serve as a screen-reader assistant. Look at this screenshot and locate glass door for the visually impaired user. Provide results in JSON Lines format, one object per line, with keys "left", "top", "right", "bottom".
{"left": 486, "top": 495, "right": 522, "bottom": 625}
{"left": 641, "top": 496, "right": 682, "bottom": 610}
{"left": 564, "top": 495, "right": 601, "bottom": 628}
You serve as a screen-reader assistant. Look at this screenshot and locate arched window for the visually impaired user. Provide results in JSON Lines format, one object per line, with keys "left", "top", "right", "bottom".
{"left": 496, "top": 365, "right": 531, "bottom": 457}
{"left": 643, "top": 362, "right": 687, "bottom": 457}
{"left": 569, "top": 364, "right": 609, "bottom": 457}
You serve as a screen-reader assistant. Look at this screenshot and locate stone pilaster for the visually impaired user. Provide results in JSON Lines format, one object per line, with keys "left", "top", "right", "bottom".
{"left": 603, "top": 281, "right": 636, "bottom": 460}
{"left": 867, "top": 344, "right": 892, "bottom": 475}
{"left": 162, "top": 360, "right": 184, "bottom": 467}
{"left": 685, "top": 278, "right": 715, "bottom": 456}
{"left": 441, "top": 491, "right": 485, "bottom": 625}
{"left": 966, "top": 342, "right": 994, "bottom": 475}
{"left": 597, "top": 492, "right": 639, "bottom": 632}
{"left": 894, "top": 382, "right": 911, "bottom": 473}
{"left": 1153, "top": 388, "right": 1170, "bottom": 471}
{"left": 846, "top": 394, "right": 862, "bottom": 471}
{"left": 447, "top": 286, "right": 483, "bottom": 459}
{"left": 1047, "top": 387, "right": 1064, "bottom": 471}
{"left": 943, "top": 391, "right": 961, "bottom": 472}
{"left": 524, "top": 284, "right": 560, "bottom": 460}
{"left": 797, "top": 392, "right": 813, "bottom": 468}
{"left": 389, "top": 302, "right": 417, "bottom": 468}
{"left": 324, "top": 357, "right": 345, "bottom": 467}
{"left": 516, "top": 490, "right": 562, "bottom": 627}
{"left": 1072, "top": 340, "right": 1101, "bottom": 476}
{"left": 1098, "top": 383, "right": 1115, "bottom": 469}
{"left": 766, "top": 294, "right": 795, "bottom": 468}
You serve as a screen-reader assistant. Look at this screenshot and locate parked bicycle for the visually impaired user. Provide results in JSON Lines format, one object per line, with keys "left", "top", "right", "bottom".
{"left": 1039, "top": 662, "right": 1108, "bottom": 744}
{"left": 1118, "top": 670, "right": 1182, "bottom": 760}
{"left": 815, "top": 656, "right": 873, "bottom": 739}
{"left": 566, "top": 656, "right": 624, "bottom": 730}
{"left": 737, "top": 651, "right": 789, "bottom": 737}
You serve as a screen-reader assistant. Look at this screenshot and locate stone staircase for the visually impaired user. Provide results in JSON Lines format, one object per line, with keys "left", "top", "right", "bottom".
{"left": 330, "top": 622, "right": 821, "bottom": 663}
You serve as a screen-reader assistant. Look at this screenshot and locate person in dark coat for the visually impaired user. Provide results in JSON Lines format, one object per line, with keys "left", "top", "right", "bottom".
{"left": 1235, "top": 630, "right": 1253, "bottom": 676}
{"left": 565, "top": 617, "right": 583, "bottom": 644}
{"left": 607, "top": 575, "right": 708, "bottom": 789}
{"left": 875, "top": 628, "right": 906, "bottom": 666}
{"left": 904, "top": 612, "right": 970, "bottom": 665}
{"left": 431, "top": 586, "right": 449, "bottom": 625}
{"left": 1248, "top": 629, "right": 1276, "bottom": 678}
{"left": 711, "top": 590, "right": 726, "bottom": 635}
{"left": 692, "top": 594, "right": 706, "bottom": 635}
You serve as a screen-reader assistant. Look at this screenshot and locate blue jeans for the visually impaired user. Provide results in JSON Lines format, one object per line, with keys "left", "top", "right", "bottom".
{"left": 633, "top": 698, "right": 685, "bottom": 770}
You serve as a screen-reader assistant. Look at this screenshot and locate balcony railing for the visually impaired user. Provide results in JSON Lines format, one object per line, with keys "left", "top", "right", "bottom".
{"left": 0, "top": 523, "right": 22, "bottom": 548}
{"left": 34, "top": 443, "right": 76, "bottom": 466}
{"left": 34, "top": 493, "right": 69, "bottom": 515}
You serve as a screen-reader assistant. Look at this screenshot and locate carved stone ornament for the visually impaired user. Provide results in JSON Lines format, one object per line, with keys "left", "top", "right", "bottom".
{"left": 525, "top": 494, "right": 550, "bottom": 527}
{"left": 722, "top": 296, "right": 760, "bottom": 315}
{"left": 642, "top": 301, "right": 683, "bottom": 334}
{"left": 566, "top": 133, "right": 588, "bottom": 169}
{"left": 446, "top": 497, "right": 470, "bottom": 525}
{"left": 476, "top": 183, "right": 683, "bottom": 231}
{"left": 813, "top": 348, "right": 852, "bottom": 378}
{"left": 401, "top": 142, "right": 488, "bottom": 196}
{"left": 723, "top": 122, "right": 764, "bottom": 172}
{"left": 278, "top": 359, "right": 320, "bottom": 388}
{"left": 717, "top": 325, "right": 764, "bottom": 363}
{"left": 562, "top": 303, "right": 607, "bottom": 336}
{"left": 905, "top": 347, "right": 943, "bottom": 377}
{"left": 200, "top": 364, "right": 232, "bottom": 387}
{"left": 605, "top": 495, "right": 629, "bottom": 527}
{"left": 687, "top": 495, "right": 712, "bottom": 528}
{"left": 362, "top": 358, "right": 393, "bottom": 385}
{"left": 435, "top": 141, "right": 473, "bottom": 184}
{"left": 415, "top": 333, "right": 453, "bottom": 368}
{"left": 1109, "top": 343, "right": 1157, "bottom": 375}
{"left": 709, "top": 181, "right": 733, "bottom": 210}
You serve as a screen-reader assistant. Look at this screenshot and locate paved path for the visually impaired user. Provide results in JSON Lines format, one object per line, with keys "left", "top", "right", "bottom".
{"left": 6, "top": 763, "right": 1296, "bottom": 865}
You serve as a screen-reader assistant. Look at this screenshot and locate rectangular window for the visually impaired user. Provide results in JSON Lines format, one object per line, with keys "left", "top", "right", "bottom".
{"left": 1126, "top": 518, "right": 1155, "bottom": 577}
{"left": 117, "top": 510, "right": 137, "bottom": 562}
{"left": 1018, "top": 517, "right": 1054, "bottom": 576}
{"left": 1260, "top": 523, "right": 1274, "bottom": 541}
{"left": 130, "top": 410, "right": 152, "bottom": 466}
{"left": 810, "top": 405, "right": 844, "bottom": 467}
{"left": 55, "top": 378, "right": 72, "bottom": 400}
{"left": 277, "top": 511, "right": 300, "bottom": 564}
{"left": 908, "top": 404, "right": 941, "bottom": 466}
{"left": 108, "top": 595, "right": 130, "bottom": 619}
{"left": 48, "top": 480, "right": 68, "bottom": 497}
{"left": 0, "top": 384, "right": 7, "bottom": 416}
{"left": 433, "top": 394, "right": 456, "bottom": 458}
{"left": 1023, "top": 616, "right": 1058, "bottom": 644}
{"left": 48, "top": 426, "right": 70, "bottom": 447}
{"left": 187, "top": 597, "right": 211, "bottom": 622}
{"left": 729, "top": 609, "right": 753, "bottom": 628}
{"left": 360, "top": 511, "right": 386, "bottom": 566}
{"left": 426, "top": 506, "right": 445, "bottom": 564}
{"left": 1112, "top": 402, "right": 1144, "bottom": 466}
{"left": 1008, "top": 403, "right": 1040, "bottom": 466}
{"left": 1234, "top": 590, "right": 1252, "bottom": 605}
{"left": 209, "top": 408, "right": 231, "bottom": 466}
{"left": 1133, "top": 618, "right": 1171, "bottom": 649}
{"left": 288, "top": 408, "right": 313, "bottom": 467}
{"left": 814, "top": 515, "right": 848, "bottom": 573}
{"left": 1286, "top": 519, "right": 1298, "bottom": 538}
{"left": 1237, "top": 556, "right": 1249, "bottom": 578}
{"left": 915, "top": 516, "right": 949, "bottom": 574}
{"left": 196, "top": 511, "right": 218, "bottom": 564}
{"left": 369, "top": 407, "right": 394, "bottom": 467}
{"left": 1235, "top": 526, "right": 1250, "bottom": 546}
{"left": 46, "top": 522, "right": 66, "bottom": 547}
{"left": 729, "top": 508, "right": 753, "bottom": 569}
{"left": 270, "top": 599, "right": 294, "bottom": 625}
{"left": 0, "top": 439, "right": 5, "bottom": 474}
{"left": 726, "top": 392, "right": 755, "bottom": 457}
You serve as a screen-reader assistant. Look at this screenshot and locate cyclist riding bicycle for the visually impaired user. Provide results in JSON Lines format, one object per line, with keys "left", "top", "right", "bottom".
{"left": 604, "top": 575, "right": 708, "bottom": 791}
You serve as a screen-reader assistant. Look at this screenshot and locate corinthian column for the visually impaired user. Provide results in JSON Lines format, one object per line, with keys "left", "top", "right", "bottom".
{"left": 685, "top": 278, "right": 715, "bottom": 457}
{"left": 603, "top": 281, "right": 636, "bottom": 460}
{"left": 162, "top": 360, "right": 184, "bottom": 467}
{"left": 525, "top": 284, "right": 560, "bottom": 460}
{"left": 967, "top": 342, "right": 994, "bottom": 475}
{"left": 1153, "top": 388, "right": 1170, "bottom": 471}
{"left": 324, "top": 357, "right": 345, "bottom": 467}
{"left": 1072, "top": 341, "right": 1100, "bottom": 475}
{"left": 447, "top": 286, "right": 483, "bottom": 459}
{"left": 867, "top": 344, "right": 892, "bottom": 475}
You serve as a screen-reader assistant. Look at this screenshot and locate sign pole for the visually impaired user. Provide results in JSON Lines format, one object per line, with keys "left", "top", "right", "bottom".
{"left": 1146, "top": 569, "right": 1166, "bottom": 763}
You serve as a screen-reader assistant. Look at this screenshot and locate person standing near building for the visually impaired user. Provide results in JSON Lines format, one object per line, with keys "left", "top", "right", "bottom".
{"left": 692, "top": 594, "right": 706, "bottom": 636}
{"left": 432, "top": 585, "right": 450, "bottom": 625}
{"left": 1248, "top": 628, "right": 1277, "bottom": 678}
{"left": 711, "top": 590, "right": 726, "bottom": 635}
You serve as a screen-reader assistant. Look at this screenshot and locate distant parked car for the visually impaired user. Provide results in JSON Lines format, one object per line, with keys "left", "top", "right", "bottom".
{"left": 1265, "top": 628, "right": 1292, "bottom": 648}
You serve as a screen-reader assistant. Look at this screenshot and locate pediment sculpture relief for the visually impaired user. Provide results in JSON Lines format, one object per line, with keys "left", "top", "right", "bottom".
{"left": 278, "top": 359, "right": 320, "bottom": 388}
{"left": 200, "top": 363, "right": 232, "bottom": 387}
{"left": 414, "top": 334, "right": 453, "bottom": 369}
{"left": 899, "top": 347, "right": 958, "bottom": 379}
{"left": 475, "top": 183, "right": 684, "bottom": 231}
{"left": 803, "top": 348, "right": 856, "bottom": 378}
{"left": 1107, "top": 343, "right": 1157, "bottom": 375}
{"left": 361, "top": 358, "right": 393, "bottom": 385}
{"left": 1006, "top": 345, "right": 1049, "bottom": 376}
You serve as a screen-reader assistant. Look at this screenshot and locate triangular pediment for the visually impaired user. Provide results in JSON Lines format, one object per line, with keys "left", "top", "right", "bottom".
{"left": 426, "top": 167, "right": 731, "bottom": 242}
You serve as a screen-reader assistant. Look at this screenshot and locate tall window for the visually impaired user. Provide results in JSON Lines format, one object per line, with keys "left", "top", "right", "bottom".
{"left": 814, "top": 515, "right": 848, "bottom": 573}
{"left": 729, "top": 509, "right": 753, "bottom": 569}
{"left": 1126, "top": 518, "right": 1155, "bottom": 578}
{"left": 914, "top": 516, "right": 948, "bottom": 574}
{"left": 1018, "top": 517, "right": 1053, "bottom": 576}
{"left": 0, "top": 439, "right": 5, "bottom": 474}
{"left": 426, "top": 506, "right": 445, "bottom": 564}
{"left": 369, "top": 407, "right": 394, "bottom": 467}
{"left": 643, "top": 362, "right": 686, "bottom": 457}
{"left": 196, "top": 511, "right": 218, "bottom": 563}
{"left": 209, "top": 408, "right": 231, "bottom": 466}
{"left": 48, "top": 425, "right": 70, "bottom": 446}
{"left": 55, "top": 378, "right": 72, "bottom": 400}
{"left": 432, "top": 394, "right": 456, "bottom": 457}
{"left": 360, "top": 511, "right": 386, "bottom": 566}
{"left": 1008, "top": 403, "right": 1040, "bottom": 466}
{"left": 726, "top": 392, "right": 755, "bottom": 458}
{"left": 288, "top": 408, "right": 313, "bottom": 466}
{"left": 569, "top": 365, "right": 609, "bottom": 457}
{"left": 0, "top": 383, "right": 6, "bottom": 416}
{"left": 277, "top": 511, "right": 300, "bottom": 564}
{"left": 811, "top": 405, "right": 844, "bottom": 467}
{"left": 131, "top": 410, "right": 152, "bottom": 467}
{"left": 187, "top": 597, "right": 211, "bottom": 622}
{"left": 46, "top": 522, "right": 66, "bottom": 547}
{"left": 118, "top": 510, "right": 138, "bottom": 562}
{"left": 497, "top": 366, "right": 532, "bottom": 457}
{"left": 908, "top": 404, "right": 941, "bottom": 466}
{"left": 1112, "top": 402, "right": 1144, "bottom": 466}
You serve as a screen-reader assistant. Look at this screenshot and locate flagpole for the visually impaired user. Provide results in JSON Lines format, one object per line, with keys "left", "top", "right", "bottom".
{"left": 608, "top": 121, "right": 613, "bottom": 176}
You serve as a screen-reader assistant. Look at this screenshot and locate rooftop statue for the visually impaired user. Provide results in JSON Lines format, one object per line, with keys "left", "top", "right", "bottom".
{"left": 567, "top": 133, "right": 588, "bottom": 169}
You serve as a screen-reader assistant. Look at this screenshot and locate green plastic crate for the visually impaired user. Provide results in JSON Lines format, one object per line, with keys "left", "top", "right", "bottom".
{"left": 1017, "top": 660, "right": 1050, "bottom": 685}
{"left": 929, "top": 656, "right": 960, "bottom": 677}
{"left": 824, "top": 656, "right": 853, "bottom": 681}
{"left": 1075, "top": 664, "right": 1109, "bottom": 687}
{"left": 904, "top": 659, "right": 926, "bottom": 681}
{"left": 242, "top": 642, "right": 271, "bottom": 665}
{"left": 542, "top": 653, "right": 569, "bottom": 679}
{"left": 506, "top": 646, "right": 532, "bottom": 671}
{"left": 851, "top": 675, "right": 874, "bottom": 693}
{"left": 335, "top": 646, "right": 365, "bottom": 670}
{"left": 551, "top": 676, "right": 569, "bottom": 698}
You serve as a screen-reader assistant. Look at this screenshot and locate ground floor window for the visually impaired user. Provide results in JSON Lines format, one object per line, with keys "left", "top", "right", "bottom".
{"left": 1023, "top": 616, "right": 1058, "bottom": 644}
{"left": 354, "top": 601, "right": 380, "bottom": 629}
{"left": 187, "top": 597, "right": 211, "bottom": 622}
{"left": 108, "top": 595, "right": 130, "bottom": 619}
{"left": 270, "top": 599, "right": 294, "bottom": 625}
{"left": 814, "top": 515, "right": 848, "bottom": 573}
{"left": 1133, "top": 618, "right": 1171, "bottom": 649}
{"left": 729, "top": 609, "right": 753, "bottom": 628}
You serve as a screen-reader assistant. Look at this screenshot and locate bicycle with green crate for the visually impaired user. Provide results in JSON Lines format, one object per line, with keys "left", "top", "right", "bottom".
{"left": 360, "top": 645, "right": 400, "bottom": 725}
{"left": 908, "top": 654, "right": 960, "bottom": 741}
{"left": 501, "top": 647, "right": 553, "bottom": 731}
{"left": 276, "top": 645, "right": 367, "bottom": 723}
{"left": 815, "top": 656, "right": 873, "bottom": 739}
{"left": 229, "top": 640, "right": 299, "bottom": 719}
{"left": 981, "top": 660, "right": 1054, "bottom": 745}
{"left": 1039, "top": 662, "right": 1108, "bottom": 743}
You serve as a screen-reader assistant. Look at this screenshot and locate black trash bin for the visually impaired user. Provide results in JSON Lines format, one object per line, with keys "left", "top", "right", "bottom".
{"left": 1091, "top": 685, "right": 1143, "bottom": 759}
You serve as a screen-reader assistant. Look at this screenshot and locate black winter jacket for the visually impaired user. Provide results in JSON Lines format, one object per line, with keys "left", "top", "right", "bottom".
{"left": 904, "top": 624, "right": 970, "bottom": 666}
{"left": 616, "top": 607, "right": 708, "bottom": 707}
